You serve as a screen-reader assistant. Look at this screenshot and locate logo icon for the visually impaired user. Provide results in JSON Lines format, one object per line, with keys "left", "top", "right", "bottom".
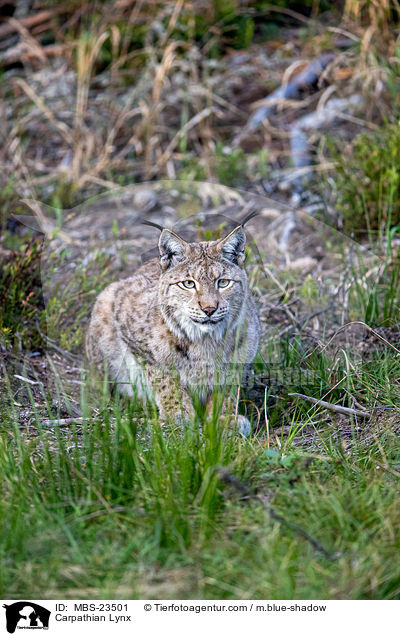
{"left": 3, "top": 602, "right": 50, "bottom": 633}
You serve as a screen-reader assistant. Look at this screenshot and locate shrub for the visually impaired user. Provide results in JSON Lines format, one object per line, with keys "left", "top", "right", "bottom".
{"left": 332, "top": 122, "right": 400, "bottom": 235}
{"left": 0, "top": 241, "right": 45, "bottom": 350}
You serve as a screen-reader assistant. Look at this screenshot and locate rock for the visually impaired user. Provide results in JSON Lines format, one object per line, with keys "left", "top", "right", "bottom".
{"left": 133, "top": 189, "right": 158, "bottom": 213}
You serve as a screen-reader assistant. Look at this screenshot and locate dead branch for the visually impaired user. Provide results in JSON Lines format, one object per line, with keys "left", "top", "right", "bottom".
{"left": 0, "top": 10, "right": 54, "bottom": 39}
{"left": 0, "top": 43, "right": 69, "bottom": 67}
{"left": 234, "top": 52, "right": 335, "bottom": 144}
{"left": 218, "top": 468, "right": 337, "bottom": 560}
{"left": 287, "top": 94, "right": 363, "bottom": 191}
{"left": 39, "top": 418, "right": 83, "bottom": 427}
{"left": 289, "top": 392, "right": 369, "bottom": 418}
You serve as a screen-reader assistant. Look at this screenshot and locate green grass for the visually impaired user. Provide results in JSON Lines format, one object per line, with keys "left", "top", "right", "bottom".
{"left": 0, "top": 240, "right": 45, "bottom": 350}
{"left": 326, "top": 121, "right": 400, "bottom": 237}
{"left": 348, "top": 231, "right": 400, "bottom": 326}
{"left": 1, "top": 356, "right": 400, "bottom": 600}
{"left": 1, "top": 0, "right": 400, "bottom": 602}
{"left": 2, "top": 187, "right": 400, "bottom": 600}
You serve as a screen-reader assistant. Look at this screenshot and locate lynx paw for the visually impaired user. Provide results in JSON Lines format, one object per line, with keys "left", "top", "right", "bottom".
{"left": 236, "top": 414, "right": 252, "bottom": 437}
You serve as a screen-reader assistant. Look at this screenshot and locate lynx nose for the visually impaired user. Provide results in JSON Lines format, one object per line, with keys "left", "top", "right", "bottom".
{"left": 200, "top": 303, "right": 218, "bottom": 316}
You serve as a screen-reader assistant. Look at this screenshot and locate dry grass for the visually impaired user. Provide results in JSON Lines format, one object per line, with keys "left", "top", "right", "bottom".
{"left": 0, "top": 0, "right": 398, "bottom": 212}
{"left": 1, "top": 1, "right": 400, "bottom": 601}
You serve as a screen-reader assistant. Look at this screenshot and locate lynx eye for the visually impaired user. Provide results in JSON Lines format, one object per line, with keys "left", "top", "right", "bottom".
{"left": 217, "top": 278, "right": 233, "bottom": 289}
{"left": 178, "top": 280, "right": 196, "bottom": 290}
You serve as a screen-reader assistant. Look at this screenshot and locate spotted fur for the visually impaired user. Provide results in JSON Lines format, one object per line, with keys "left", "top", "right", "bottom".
{"left": 86, "top": 225, "right": 260, "bottom": 433}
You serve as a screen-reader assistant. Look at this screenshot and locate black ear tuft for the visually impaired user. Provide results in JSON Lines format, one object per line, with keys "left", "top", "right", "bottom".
{"left": 142, "top": 219, "right": 165, "bottom": 232}
{"left": 217, "top": 226, "right": 246, "bottom": 266}
{"left": 240, "top": 208, "right": 259, "bottom": 226}
{"left": 159, "top": 229, "right": 188, "bottom": 270}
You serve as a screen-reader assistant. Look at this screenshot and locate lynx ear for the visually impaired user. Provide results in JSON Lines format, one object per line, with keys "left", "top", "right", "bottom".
{"left": 159, "top": 229, "right": 188, "bottom": 270}
{"left": 217, "top": 226, "right": 246, "bottom": 266}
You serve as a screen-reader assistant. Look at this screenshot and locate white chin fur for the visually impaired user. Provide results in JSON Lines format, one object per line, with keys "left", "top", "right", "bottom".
{"left": 183, "top": 315, "right": 227, "bottom": 342}
{"left": 167, "top": 311, "right": 227, "bottom": 343}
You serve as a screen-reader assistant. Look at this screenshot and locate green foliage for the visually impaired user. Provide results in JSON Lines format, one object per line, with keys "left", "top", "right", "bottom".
{"left": 2, "top": 233, "right": 400, "bottom": 598}
{"left": 214, "top": 142, "right": 247, "bottom": 186}
{"left": 2, "top": 0, "right": 400, "bottom": 602}
{"left": 253, "top": 0, "right": 334, "bottom": 11}
{"left": 196, "top": 220, "right": 228, "bottom": 241}
{"left": 97, "top": 22, "right": 149, "bottom": 70}
{"left": 173, "top": 0, "right": 339, "bottom": 53}
{"left": 0, "top": 178, "right": 25, "bottom": 239}
{"left": 175, "top": 1, "right": 255, "bottom": 52}
{"left": 178, "top": 156, "right": 208, "bottom": 183}
{"left": 260, "top": 448, "right": 314, "bottom": 489}
{"left": 298, "top": 275, "right": 321, "bottom": 308}
{"left": 45, "top": 248, "right": 117, "bottom": 351}
{"left": 345, "top": 229, "right": 400, "bottom": 327}
{"left": 48, "top": 176, "right": 79, "bottom": 210}
{"left": 177, "top": 144, "right": 247, "bottom": 186}
{"left": 219, "top": 14, "right": 255, "bottom": 50}
{"left": 0, "top": 241, "right": 45, "bottom": 350}
{"left": 1, "top": 372, "right": 400, "bottom": 598}
{"left": 331, "top": 122, "right": 400, "bottom": 235}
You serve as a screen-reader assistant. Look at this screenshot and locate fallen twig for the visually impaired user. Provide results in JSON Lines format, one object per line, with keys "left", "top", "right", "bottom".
{"left": 297, "top": 304, "right": 334, "bottom": 330}
{"left": 0, "top": 10, "right": 55, "bottom": 39}
{"left": 14, "top": 374, "right": 40, "bottom": 385}
{"left": 39, "top": 418, "right": 83, "bottom": 427}
{"left": 289, "top": 392, "right": 369, "bottom": 418}
{"left": 35, "top": 323, "right": 79, "bottom": 362}
{"left": 287, "top": 94, "right": 363, "bottom": 191}
{"left": 0, "top": 43, "right": 69, "bottom": 67}
{"left": 218, "top": 468, "right": 337, "bottom": 560}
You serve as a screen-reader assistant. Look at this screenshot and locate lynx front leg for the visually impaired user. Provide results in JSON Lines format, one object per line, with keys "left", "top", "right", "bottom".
{"left": 203, "top": 366, "right": 252, "bottom": 437}
{"left": 146, "top": 366, "right": 195, "bottom": 424}
{"left": 206, "top": 394, "right": 252, "bottom": 437}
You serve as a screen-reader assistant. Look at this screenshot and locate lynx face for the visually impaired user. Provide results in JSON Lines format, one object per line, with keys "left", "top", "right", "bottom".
{"left": 158, "top": 227, "right": 248, "bottom": 342}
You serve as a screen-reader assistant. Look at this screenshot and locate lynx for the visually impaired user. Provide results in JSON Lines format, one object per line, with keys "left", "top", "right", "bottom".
{"left": 86, "top": 218, "right": 260, "bottom": 435}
